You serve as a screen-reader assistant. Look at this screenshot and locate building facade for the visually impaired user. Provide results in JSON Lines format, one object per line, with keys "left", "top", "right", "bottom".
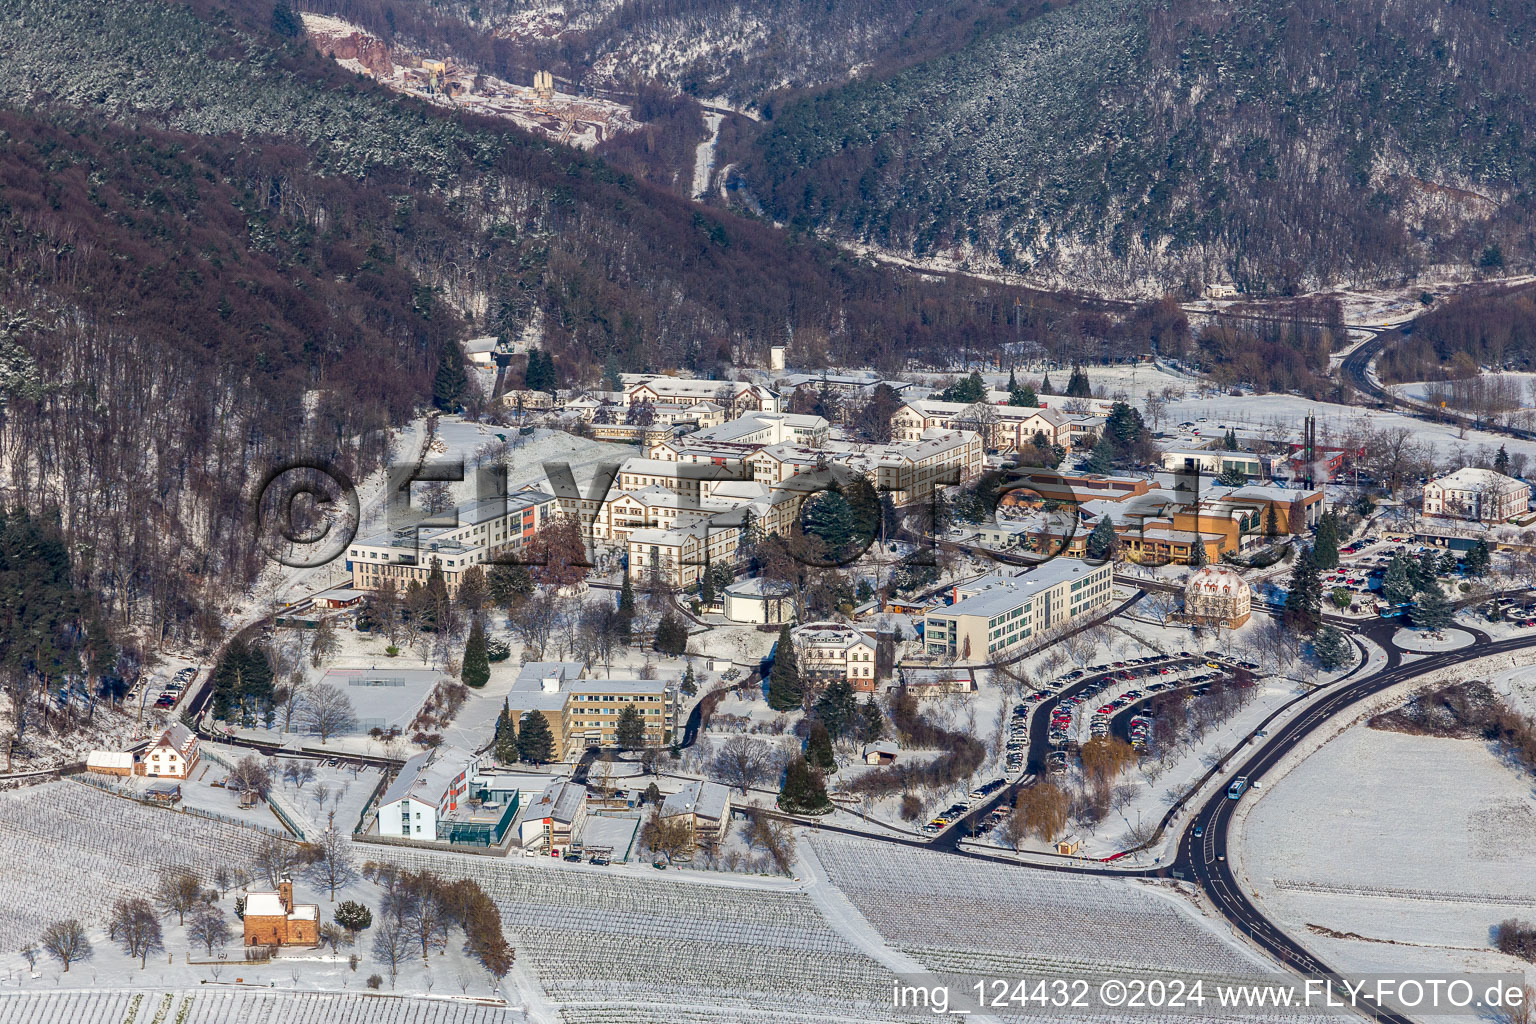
{"left": 1182, "top": 566, "right": 1253, "bottom": 627}
{"left": 346, "top": 491, "right": 557, "bottom": 594}
{"left": 138, "top": 723, "right": 199, "bottom": 779}
{"left": 1423, "top": 468, "right": 1530, "bottom": 523}
{"left": 793, "top": 622, "right": 879, "bottom": 692}
{"left": 923, "top": 560, "right": 1115, "bottom": 660}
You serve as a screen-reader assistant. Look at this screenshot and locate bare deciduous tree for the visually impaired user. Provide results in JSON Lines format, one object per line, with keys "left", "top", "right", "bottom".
{"left": 710, "top": 736, "right": 775, "bottom": 794}
{"left": 40, "top": 920, "right": 90, "bottom": 972}
{"left": 298, "top": 684, "right": 356, "bottom": 741}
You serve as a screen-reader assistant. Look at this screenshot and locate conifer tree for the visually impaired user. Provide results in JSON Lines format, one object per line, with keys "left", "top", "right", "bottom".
{"left": 805, "top": 721, "right": 837, "bottom": 772}
{"left": 1283, "top": 545, "right": 1322, "bottom": 632}
{"left": 767, "top": 624, "right": 803, "bottom": 711}
{"left": 1040, "top": 372, "right": 1054, "bottom": 395}
{"left": 432, "top": 341, "right": 468, "bottom": 412}
{"left": 1085, "top": 516, "right": 1119, "bottom": 561}
{"left": 494, "top": 700, "right": 517, "bottom": 764}
{"left": 516, "top": 711, "right": 555, "bottom": 763}
{"left": 460, "top": 620, "right": 490, "bottom": 689}
{"left": 1411, "top": 585, "right": 1453, "bottom": 631}
{"left": 1313, "top": 512, "right": 1339, "bottom": 570}
{"left": 778, "top": 755, "right": 831, "bottom": 813}
{"left": 1464, "top": 539, "right": 1491, "bottom": 577}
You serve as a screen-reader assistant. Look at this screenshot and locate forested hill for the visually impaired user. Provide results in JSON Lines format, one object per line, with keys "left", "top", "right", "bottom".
{"left": 0, "top": 0, "right": 1077, "bottom": 642}
{"left": 740, "top": 0, "right": 1536, "bottom": 295}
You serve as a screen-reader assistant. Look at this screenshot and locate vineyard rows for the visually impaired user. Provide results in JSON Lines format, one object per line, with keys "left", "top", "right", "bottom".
{"left": 371, "top": 848, "right": 901, "bottom": 1018}
{"left": 0, "top": 991, "right": 517, "bottom": 1024}
{"left": 810, "top": 839, "right": 1257, "bottom": 979}
{"left": 0, "top": 782, "right": 274, "bottom": 947}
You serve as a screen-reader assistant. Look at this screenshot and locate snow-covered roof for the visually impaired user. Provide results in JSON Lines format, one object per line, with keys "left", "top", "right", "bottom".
{"left": 528, "top": 779, "right": 585, "bottom": 824}
{"left": 245, "top": 893, "right": 286, "bottom": 917}
{"left": 660, "top": 780, "right": 730, "bottom": 822}
{"left": 380, "top": 748, "right": 468, "bottom": 808}
{"left": 1430, "top": 467, "right": 1527, "bottom": 493}
{"left": 288, "top": 905, "right": 318, "bottom": 921}
{"left": 87, "top": 751, "right": 133, "bottom": 770}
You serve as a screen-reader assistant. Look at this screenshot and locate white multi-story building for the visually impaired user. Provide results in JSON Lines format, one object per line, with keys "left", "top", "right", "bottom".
{"left": 793, "top": 622, "right": 879, "bottom": 692}
{"left": 138, "top": 723, "right": 200, "bottom": 779}
{"left": 1182, "top": 566, "right": 1252, "bottom": 627}
{"left": 622, "top": 375, "right": 780, "bottom": 416}
{"left": 891, "top": 399, "right": 1071, "bottom": 452}
{"left": 1422, "top": 468, "right": 1530, "bottom": 523}
{"left": 923, "top": 560, "right": 1114, "bottom": 660}
{"left": 346, "top": 491, "right": 557, "bottom": 594}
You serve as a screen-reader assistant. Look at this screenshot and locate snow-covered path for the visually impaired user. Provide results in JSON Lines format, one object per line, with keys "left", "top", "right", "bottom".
{"left": 692, "top": 111, "right": 723, "bottom": 199}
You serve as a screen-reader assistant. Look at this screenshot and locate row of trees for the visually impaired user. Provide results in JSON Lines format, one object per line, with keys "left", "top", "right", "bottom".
{"left": 362, "top": 863, "right": 513, "bottom": 983}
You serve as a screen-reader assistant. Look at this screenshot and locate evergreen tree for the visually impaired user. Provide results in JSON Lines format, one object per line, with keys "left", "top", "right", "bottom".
{"left": 1413, "top": 547, "right": 1442, "bottom": 591}
{"left": 617, "top": 575, "right": 636, "bottom": 644}
{"left": 856, "top": 697, "right": 885, "bottom": 742}
{"left": 271, "top": 3, "right": 302, "bottom": 36}
{"left": 1464, "top": 540, "right": 1492, "bottom": 577}
{"left": 767, "top": 624, "right": 803, "bottom": 711}
{"left": 1312, "top": 512, "right": 1339, "bottom": 570}
{"left": 1495, "top": 445, "right": 1511, "bottom": 477}
{"left": 699, "top": 548, "right": 716, "bottom": 605}
{"left": 615, "top": 705, "right": 646, "bottom": 750}
{"left": 461, "top": 618, "right": 490, "bottom": 688}
{"left": 1189, "top": 536, "right": 1208, "bottom": 567}
{"left": 487, "top": 563, "right": 534, "bottom": 610}
{"left": 1312, "top": 625, "right": 1350, "bottom": 671}
{"left": 516, "top": 711, "right": 555, "bottom": 763}
{"left": 778, "top": 755, "right": 831, "bottom": 813}
{"left": 1040, "top": 372, "right": 1054, "bottom": 395}
{"left": 1085, "top": 434, "right": 1117, "bottom": 474}
{"left": 681, "top": 663, "right": 697, "bottom": 697}
{"left": 1216, "top": 465, "right": 1247, "bottom": 487}
{"left": 1006, "top": 369, "right": 1037, "bottom": 407}
{"left": 1085, "top": 516, "right": 1119, "bottom": 561}
{"left": 523, "top": 349, "right": 558, "bottom": 394}
{"left": 813, "top": 679, "right": 858, "bottom": 737}
{"left": 1439, "top": 549, "right": 1460, "bottom": 576}
{"left": 805, "top": 721, "right": 837, "bottom": 772}
{"left": 1264, "top": 503, "right": 1279, "bottom": 538}
{"left": 1411, "top": 585, "right": 1453, "bottom": 631}
{"left": 803, "top": 490, "right": 857, "bottom": 554}
{"left": 1223, "top": 428, "right": 1238, "bottom": 451}
{"left": 602, "top": 355, "right": 622, "bottom": 393}
{"left": 1065, "top": 365, "right": 1092, "bottom": 398}
{"left": 432, "top": 341, "right": 468, "bottom": 412}
{"left": 654, "top": 612, "right": 687, "bottom": 656}
{"left": 493, "top": 700, "right": 517, "bottom": 764}
{"left": 940, "top": 371, "right": 986, "bottom": 404}
{"left": 1283, "top": 545, "right": 1322, "bottom": 632}
{"left": 1381, "top": 555, "right": 1416, "bottom": 606}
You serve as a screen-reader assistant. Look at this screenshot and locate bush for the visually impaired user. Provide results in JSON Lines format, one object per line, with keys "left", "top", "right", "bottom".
{"left": 1494, "top": 919, "right": 1536, "bottom": 962}
{"left": 367, "top": 974, "right": 383, "bottom": 990}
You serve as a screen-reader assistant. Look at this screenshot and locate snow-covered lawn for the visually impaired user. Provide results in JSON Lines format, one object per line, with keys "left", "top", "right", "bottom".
{"left": 1238, "top": 726, "right": 1536, "bottom": 993}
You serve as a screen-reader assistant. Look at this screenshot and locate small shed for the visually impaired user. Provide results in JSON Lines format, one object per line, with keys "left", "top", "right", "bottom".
{"left": 313, "top": 587, "right": 363, "bottom": 609}
{"left": 145, "top": 781, "right": 182, "bottom": 805}
{"left": 862, "top": 741, "right": 899, "bottom": 766}
{"left": 86, "top": 751, "right": 134, "bottom": 777}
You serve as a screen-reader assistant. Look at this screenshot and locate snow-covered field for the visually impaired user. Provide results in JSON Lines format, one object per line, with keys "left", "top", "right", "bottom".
{"left": 0, "top": 990, "right": 521, "bottom": 1024}
{"left": 1239, "top": 726, "right": 1536, "bottom": 993}
{"left": 0, "top": 781, "right": 274, "bottom": 949}
{"left": 807, "top": 837, "right": 1347, "bottom": 1022}
{"left": 370, "top": 845, "right": 920, "bottom": 1023}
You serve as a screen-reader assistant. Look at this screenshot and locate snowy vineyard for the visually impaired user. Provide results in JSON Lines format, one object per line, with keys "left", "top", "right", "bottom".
{"left": 811, "top": 838, "right": 1258, "bottom": 980}
{"left": 0, "top": 783, "right": 274, "bottom": 948}
{"left": 370, "top": 847, "right": 909, "bottom": 1021}
{"left": 0, "top": 990, "right": 518, "bottom": 1024}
